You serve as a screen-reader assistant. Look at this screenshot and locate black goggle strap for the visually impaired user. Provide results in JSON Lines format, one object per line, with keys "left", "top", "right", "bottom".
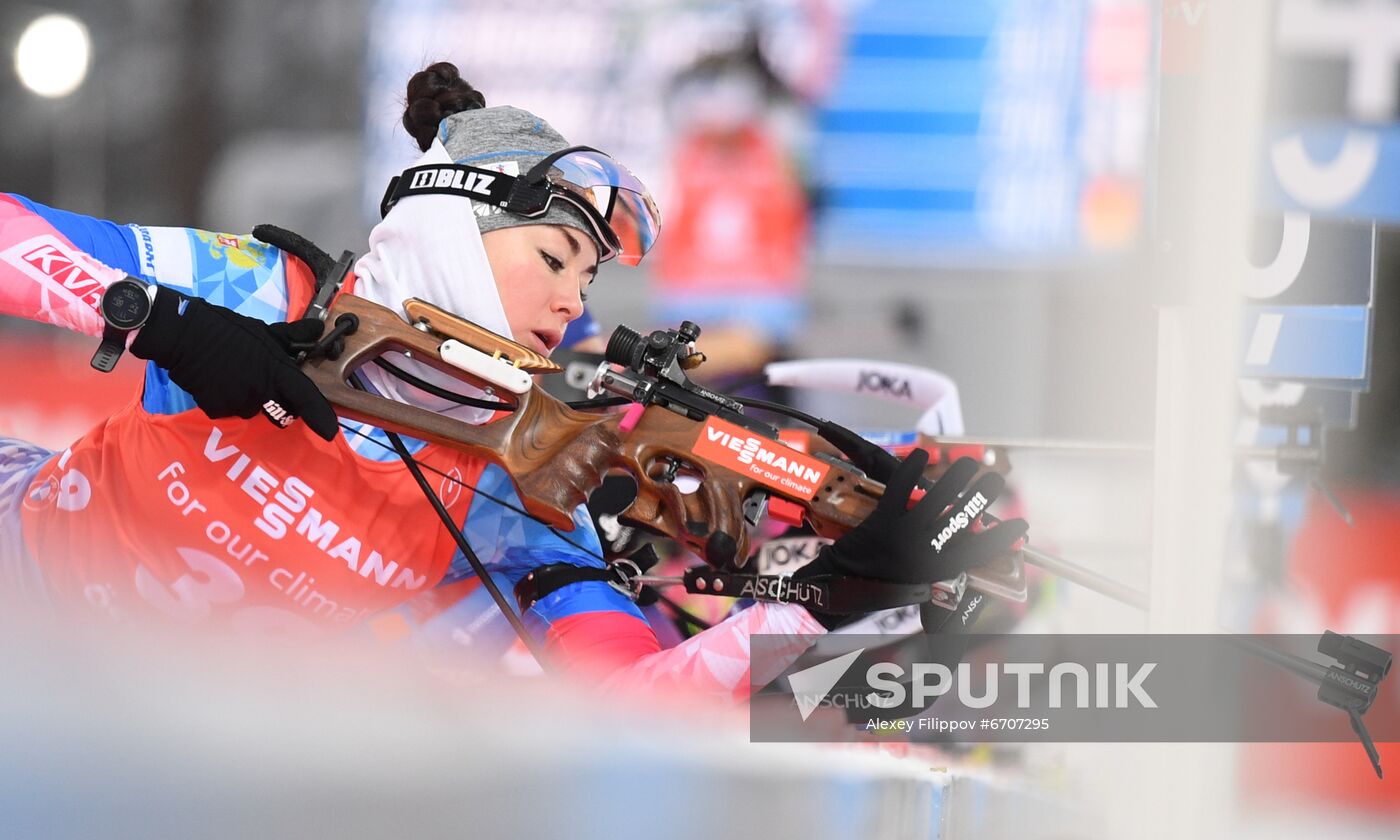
{"left": 380, "top": 164, "right": 519, "bottom": 218}
{"left": 380, "top": 158, "right": 622, "bottom": 260}
{"left": 381, "top": 146, "right": 613, "bottom": 218}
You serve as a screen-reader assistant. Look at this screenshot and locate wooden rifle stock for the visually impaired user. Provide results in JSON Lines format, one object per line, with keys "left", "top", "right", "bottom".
{"left": 301, "top": 293, "right": 1023, "bottom": 597}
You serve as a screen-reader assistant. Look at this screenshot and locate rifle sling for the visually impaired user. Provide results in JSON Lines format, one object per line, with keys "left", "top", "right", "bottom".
{"left": 682, "top": 568, "right": 931, "bottom": 614}
{"left": 514, "top": 561, "right": 931, "bottom": 616}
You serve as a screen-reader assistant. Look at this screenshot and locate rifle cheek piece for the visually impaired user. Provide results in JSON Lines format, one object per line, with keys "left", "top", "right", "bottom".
{"left": 438, "top": 339, "right": 532, "bottom": 394}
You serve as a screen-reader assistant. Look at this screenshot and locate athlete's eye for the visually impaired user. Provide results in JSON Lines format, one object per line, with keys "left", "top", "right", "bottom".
{"left": 539, "top": 250, "right": 563, "bottom": 272}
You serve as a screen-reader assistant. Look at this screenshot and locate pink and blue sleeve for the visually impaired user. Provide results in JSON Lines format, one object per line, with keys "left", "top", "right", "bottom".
{"left": 0, "top": 194, "right": 301, "bottom": 416}
{"left": 0, "top": 194, "right": 133, "bottom": 336}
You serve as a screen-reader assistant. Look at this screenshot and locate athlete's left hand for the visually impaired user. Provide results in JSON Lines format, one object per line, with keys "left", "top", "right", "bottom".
{"left": 130, "top": 286, "right": 339, "bottom": 440}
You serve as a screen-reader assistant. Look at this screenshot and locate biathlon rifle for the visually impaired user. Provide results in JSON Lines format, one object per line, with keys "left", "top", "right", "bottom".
{"left": 298, "top": 294, "right": 1392, "bottom": 776}
{"left": 298, "top": 293, "right": 1023, "bottom": 615}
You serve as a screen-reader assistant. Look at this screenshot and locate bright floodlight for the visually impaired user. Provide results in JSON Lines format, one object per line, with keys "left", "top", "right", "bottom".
{"left": 14, "top": 14, "right": 91, "bottom": 98}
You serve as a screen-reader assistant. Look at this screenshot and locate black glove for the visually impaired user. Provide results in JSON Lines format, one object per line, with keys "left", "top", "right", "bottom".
{"left": 130, "top": 286, "right": 339, "bottom": 441}
{"left": 797, "top": 450, "right": 1028, "bottom": 626}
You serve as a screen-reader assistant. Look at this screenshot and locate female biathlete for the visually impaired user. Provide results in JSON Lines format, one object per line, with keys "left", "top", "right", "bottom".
{"left": 0, "top": 62, "right": 1025, "bottom": 698}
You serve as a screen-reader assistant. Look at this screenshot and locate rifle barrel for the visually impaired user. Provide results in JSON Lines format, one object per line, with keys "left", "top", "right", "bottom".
{"left": 930, "top": 437, "right": 1320, "bottom": 464}
{"left": 1020, "top": 545, "right": 1149, "bottom": 611}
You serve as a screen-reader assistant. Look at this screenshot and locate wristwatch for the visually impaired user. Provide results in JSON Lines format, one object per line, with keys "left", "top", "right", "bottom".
{"left": 91, "top": 277, "right": 156, "bottom": 372}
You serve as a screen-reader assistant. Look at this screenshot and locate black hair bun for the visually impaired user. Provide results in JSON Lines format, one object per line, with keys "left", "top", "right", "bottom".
{"left": 402, "top": 61, "right": 485, "bottom": 151}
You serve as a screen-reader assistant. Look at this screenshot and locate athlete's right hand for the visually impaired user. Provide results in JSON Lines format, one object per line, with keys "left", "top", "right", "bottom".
{"left": 130, "top": 286, "right": 339, "bottom": 441}
{"left": 796, "top": 450, "right": 1027, "bottom": 628}
{"left": 816, "top": 450, "right": 1027, "bottom": 585}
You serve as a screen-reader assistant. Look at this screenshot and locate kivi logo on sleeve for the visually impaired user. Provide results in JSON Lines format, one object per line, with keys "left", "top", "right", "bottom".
{"left": 1, "top": 235, "right": 108, "bottom": 313}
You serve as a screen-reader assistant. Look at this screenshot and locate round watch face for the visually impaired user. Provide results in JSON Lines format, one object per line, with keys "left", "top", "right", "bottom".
{"left": 102, "top": 281, "right": 151, "bottom": 330}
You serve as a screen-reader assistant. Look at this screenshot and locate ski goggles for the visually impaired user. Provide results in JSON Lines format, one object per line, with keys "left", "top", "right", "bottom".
{"left": 380, "top": 146, "right": 661, "bottom": 266}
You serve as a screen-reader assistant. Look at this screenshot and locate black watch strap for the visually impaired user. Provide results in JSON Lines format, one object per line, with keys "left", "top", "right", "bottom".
{"left": 91, "top": 324, "right": 128, "bottom": 372}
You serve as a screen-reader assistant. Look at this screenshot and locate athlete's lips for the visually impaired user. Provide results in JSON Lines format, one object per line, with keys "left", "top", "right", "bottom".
{"left": 530, "top": 329, "right": 562, "bottom": 354}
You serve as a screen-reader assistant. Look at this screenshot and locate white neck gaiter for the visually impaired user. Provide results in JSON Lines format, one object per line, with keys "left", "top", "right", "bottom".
{"left": 352, "top": 140, "right": 509, "bottom": 426}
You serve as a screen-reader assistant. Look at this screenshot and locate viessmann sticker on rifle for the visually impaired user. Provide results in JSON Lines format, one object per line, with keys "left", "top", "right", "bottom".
{"left": 692, "top": 417, "right": 830, "bottom": 500}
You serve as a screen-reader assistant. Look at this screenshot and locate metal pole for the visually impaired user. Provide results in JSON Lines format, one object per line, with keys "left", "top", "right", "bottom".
{"left": 1021, "top": 546, "right": 1149, "bottom": 612}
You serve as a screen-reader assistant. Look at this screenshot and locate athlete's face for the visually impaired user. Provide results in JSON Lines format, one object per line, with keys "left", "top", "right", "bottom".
{"left": 481, "top": 224, "right": 597, "bottom": 356}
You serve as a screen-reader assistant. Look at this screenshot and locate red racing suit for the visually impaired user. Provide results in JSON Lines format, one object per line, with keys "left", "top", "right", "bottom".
{"left": 0, "top": 193, "right": 823, "bottom": 698}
